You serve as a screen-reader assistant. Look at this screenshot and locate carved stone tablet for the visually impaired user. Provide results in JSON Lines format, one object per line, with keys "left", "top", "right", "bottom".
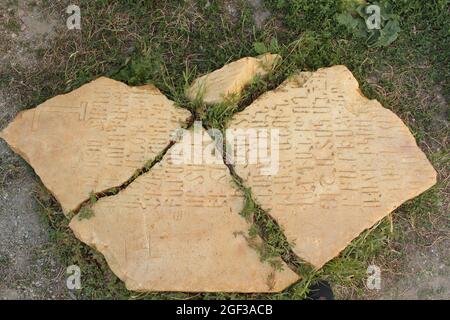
{"left": 186, "top": 53, "right": 281, "bottom": 105}
{"left": 0, "top": 77, "right": 191, "bottom": 214}
{"left": 228, "top": 65, "right": 437, "bottom": 268}
{"left": 69, "top": 130, "right": 299, "bottom": 292}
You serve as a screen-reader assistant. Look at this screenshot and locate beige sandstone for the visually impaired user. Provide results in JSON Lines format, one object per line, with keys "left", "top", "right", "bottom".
{"left": 186, "top": 53, "right": 281, "bottom": 105}
{"left": 2, "top": 63, "right": 436, "bottom": 292}
{"left": 228, "top": 65, "right": 437, "bottom": 268}
{"left": 69, "top": 129, "right": 299, "bottom": 292}
{"left": 0, "top": 77, "right": 191, "bottom": 214}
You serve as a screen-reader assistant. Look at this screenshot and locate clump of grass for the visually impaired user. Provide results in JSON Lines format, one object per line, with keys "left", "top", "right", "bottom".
{"left": 203, "top": 99, "right": 239, "bottom": 131}
{"left": 77, "top": 207, "right": 95, "bottom": 221}
{"left": 89, "top": 192, "right": 98, "bottom": 205}
{"left": 113, "top": 50, "right": 164, "bottom": 86}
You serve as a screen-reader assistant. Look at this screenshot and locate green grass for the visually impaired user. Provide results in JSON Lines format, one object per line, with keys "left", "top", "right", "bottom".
{"left": 2, "top": 0, "right": 448, "bottom": 299}
{"left": 77, "top": 207, "right": 95, "bottom": 221}
{"left": 232, "top": 176, "right": 316, "bottom": 276}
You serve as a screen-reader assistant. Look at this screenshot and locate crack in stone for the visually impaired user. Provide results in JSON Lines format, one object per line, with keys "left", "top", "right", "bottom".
{"left": 228, "top": 164, "right": 316, "bottom": 276}
{"left": 72, "top": 114, "right": 195, "bottom": 216}
{"left": 204, "top": 126, "right": 316, "bottom": 278}
{"left": 198, "top": 68, "right": 317, "bottom": 278}
{"left": 201, "top": 106, "right": 316, "bottom": 278}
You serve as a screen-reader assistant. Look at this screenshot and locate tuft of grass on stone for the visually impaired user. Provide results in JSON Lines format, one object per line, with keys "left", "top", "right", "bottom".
{"left": 77, "top": 207, "right": 95, "bottom": 221}
{"left": 89, "top": 191, "right": 98, "bottom": 205}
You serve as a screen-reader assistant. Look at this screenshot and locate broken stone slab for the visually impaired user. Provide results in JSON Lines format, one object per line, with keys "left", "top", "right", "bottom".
{"left": 0, "top": 77, "right": 191, "bottom": 214}
{"left": 69, "top": 129, "right": 299, "bottom": 292}
{"left": 228, "top": 65, "right": 437, "bottom": 269}
{"left": 186, "top": 53, "right": 281, "bottom": 105}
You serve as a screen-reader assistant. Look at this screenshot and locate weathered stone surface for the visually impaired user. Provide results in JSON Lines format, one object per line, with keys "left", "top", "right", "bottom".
{"left": 228, "top": 65, "right": 437, "bottom": 268}
{"left": 186, "top": 53, "right": 281, "bottom": 105}
{"left": 69, "top": 130, "right": 299, "bottom": 292}
{"left": 0, "top": 77, "right": 191, "bottom": 214}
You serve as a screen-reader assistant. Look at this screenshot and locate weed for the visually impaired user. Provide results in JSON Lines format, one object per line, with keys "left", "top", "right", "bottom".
{"left": 77, "top": 207, "right": 95, "bottom": 221}
{"left": 89, "top": 191, "right": 98, "bottom": 205}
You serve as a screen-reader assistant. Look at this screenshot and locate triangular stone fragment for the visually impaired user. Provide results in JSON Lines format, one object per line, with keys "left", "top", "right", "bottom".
{"left": 228, "top": 65, "right": 437, "bottom": 268}
{"left": 186, "top": 53, "right": 281, "bottom": 105}
{"left": 69, "top": 129, "right": 299, "bottom": 292}
{"left": 0, "top": 77, "right": 191, "bottom": 214}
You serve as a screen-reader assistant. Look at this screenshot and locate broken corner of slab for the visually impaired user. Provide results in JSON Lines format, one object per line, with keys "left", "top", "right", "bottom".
{"left": 0, "top": 77, "right": 191, "bottom": 214}
{"left": 69, "top": 129, "right": 299, "bottom": 292}
{"left": 186, "top": 53, "right": 281, "bottom": 105}
{"left": 228, "top": 64, "right": 437, "bottom": 269}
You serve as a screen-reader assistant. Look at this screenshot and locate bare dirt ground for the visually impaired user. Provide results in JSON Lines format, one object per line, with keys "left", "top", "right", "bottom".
{"left": 381, "top": 243, "right": 449, "bottom": 299}
{"left": 0, "top": 0, "right": 448, "bottom": 300}
{"left": 0, "top": 0, "right": 69, "bottom": 300}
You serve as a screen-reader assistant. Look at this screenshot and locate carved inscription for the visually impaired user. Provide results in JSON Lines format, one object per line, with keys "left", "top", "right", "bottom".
{"left": 69, "top": 130, "right": 299, "bottom": 292}
{"left": 0, "top": 77, "right": 191, "bottom": 214}
{"left": 228, "top": 65, "right": 437, "bottom": 268}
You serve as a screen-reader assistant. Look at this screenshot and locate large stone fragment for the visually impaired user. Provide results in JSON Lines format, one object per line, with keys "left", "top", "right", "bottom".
{"left": 228, "top": 65, "right": 437, "bottom": 268}
{"left": 186, "top": 53, "right": 281, "bottom": 105}
{"left": 69, "top": 129, "right": 299, "bottom": 292}
{"left": 0, "top": 77, "right": 191, "bottom": 214}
